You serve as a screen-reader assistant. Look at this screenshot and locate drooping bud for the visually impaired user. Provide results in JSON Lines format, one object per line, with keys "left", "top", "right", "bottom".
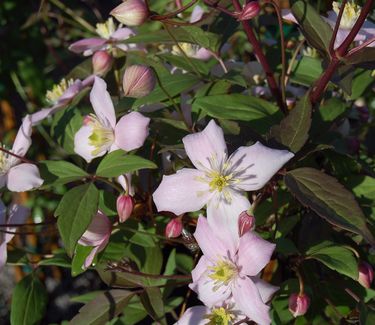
{"left": 237, "top": 1, "right": 261, "bottom": 21}
{"left": 238, "top": 211, "right": 255, "bottom": 236}
{"left": 288, "top": 293, "right": 310, "bottom": 317}
{"left": 92, "top": 51, "right": 113, "bottom": 76}
{"left": 123, "top": 65, "right": 156, "bottom": 98}
{"left": 116, "top": 194, "right": 135, "bottom": 223}
{"left": 358, "top": 261, "right": 374, "bottom": 288}
{"left": 110, "top": 0, "right": 149, "bottom": 27}
{"left": 165, "top": 218, "right": 183, "bottom": 238}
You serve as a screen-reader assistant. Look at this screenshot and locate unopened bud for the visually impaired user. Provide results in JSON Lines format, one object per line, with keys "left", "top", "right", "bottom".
{"left": 116, "top": 194, "right": 134, "bottom": 223}
{"left": 358, "top": 261, "right": 374, "bottom": 288}
{"left": 110, "top": 0, "right": 149, "bottom": 27}
{"left": 238, "top": 211, "right": 255, "bottom": 236}
{"left": 165, "top": 218, "right": 183, "bottom": 238}
{"left": 123, "top": 65, "right": 156, "bottom": 98}
{"left": 237, "top": 1, "right": 261, "bottom": 21}
{"left": 92, "top": 51, "right": 113, "bottom": 76}
{"left": 288, "top": 293, "right": 310, "bottom": 317}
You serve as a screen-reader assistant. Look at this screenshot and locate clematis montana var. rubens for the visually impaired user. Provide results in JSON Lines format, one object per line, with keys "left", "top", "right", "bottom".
{"left": 74, "top": 76, "right": 150, "bottom": 162}
{"left": 153, "top": 119, "right": 293, "bottom": 242}
{"left": 190, "top": 217, "right": 278, "bottom": 325}
{"left": 78, "top": 210, "right": 112, "bottom": 269}
{"left": 0, "top": 115, "right": 44, "bottom": 192}
{"left": 0, "top": 199, "right": 30, "bottom": 271}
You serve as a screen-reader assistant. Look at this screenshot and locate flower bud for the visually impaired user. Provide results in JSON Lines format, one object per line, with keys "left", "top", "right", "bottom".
{"left": 116, "top": 194, "right": 135, "bottom": 223}
{"left": 165, "top": 218, "right": 183, "bottom": 238}
{"left": 92, "top": 51, "right": 113, "bottom": 76}
{"left": 238, "top": 211, "right": 255, "bottom": 236}
{"left": 237, "top": 1, "right": 261, "bottom": 21}
{"left": 110, "top": 0, "right": 149, "bottom": 27}
{"left": 288, "top": 293, "right": 310, "bottom": 317}
{"left": 123, "top": 65, "right": 156, "bottom": 98}
{"left": 358, "top": 261, "right": 374, "bottom": 288}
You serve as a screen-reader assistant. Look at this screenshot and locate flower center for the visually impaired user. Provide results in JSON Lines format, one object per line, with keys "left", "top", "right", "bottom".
{"left": 333, "top": 1, "right": 361, "bottom": 29}
{"left": 209, "top": 172, "right": 232, "bottom": 192}
{"left": 209, "top": 259, "right": 238, "bottom": 287}
{"left": 172, "top": 42, "right": 200, "bottom": 58}
{"left": 0, "top": 145, "right": 10, "bottom": 175}
{"left": 96, "top": 18, "right": 116, "bottom": 39}
{"left": 206, "top": 307, "right": 236, "bottom": 325}
{"left": 46, "top": 78, "right": 74, "bottom": 104}
{"left": 84, "top": 115, "right": 114, "bottom": 155}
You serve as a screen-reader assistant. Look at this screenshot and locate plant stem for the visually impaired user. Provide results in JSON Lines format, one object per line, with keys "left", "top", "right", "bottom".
{"left": 329, "top": 0, "right": 347, "bottom": 55}
{"left": 0, "top": 147, "right": 35, "bottom": 165}
{"left": 151, "top": 0, "right": 198, "bottom": 20}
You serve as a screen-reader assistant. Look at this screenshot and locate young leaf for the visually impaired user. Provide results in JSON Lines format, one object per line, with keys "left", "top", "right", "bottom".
{"left": 70, "top": 290, "right": 134, "bottom": 325}
{"left": 55, "top": 183, "right": 99, "bottom": 256}
{"left": 140, "top": 287, "right": 166, "bottom": 325}
{"left": 270, "top": 94, "right": 312, "bottom": 153}
{"left": 285, "top": 168, "right": 375, "bottom": 246}
{"left": 10, "top": 274, "right": 48, "bottom": 325}
{"left": 96, "top": 151, "right": 157, "bottom": 178}
{"left": 39, "top": 160, "right": 88, "bottom": 186}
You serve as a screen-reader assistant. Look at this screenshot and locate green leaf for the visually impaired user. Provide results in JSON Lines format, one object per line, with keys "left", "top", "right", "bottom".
{"left": 39, "top": 160, "right": 88, "bottom": 186}
{"left": 140, "top": 287, "right": 166, "bottom": 325}
{"left": 38, "top": 251, "right": 71, "bottom": 268}
{"left": 192, "top": 94, "right": 282, "bottom": 134}
{"left": 351, "top": 69, "right": 374, "bottom": 100}
{"left": 291, "top": 0, "right": 333, "bottom": 55}
{"left": 71, "top": 244, "right": 95, "bottom": 277}
{"left": 344, "top": 47, "right": 375, "bottom": 69}
{"left": 96, "top": 151, "right": 157, "bottom": 178}
{"left": 290, "top": 56, "right": 323, "bottom": 87}
{"left": 348, "top": 176, "right": 375, "bottom": 203}
{"left": 270, "top": 94, "right": 312, "bottom": 152}
{"left": 285, "top": 168, "right": 375, "bottom": 246}
{"left": 306, "top": 241, "right": 358, "bottom": 279}
{"left": 55, "top": 183, "right": 99, "bottom": 256}
{"left": 70, "top": 290, "right": 134, "bottom": 325}
{"left": 10, "top": 274, "right": 48, "bottom": 325}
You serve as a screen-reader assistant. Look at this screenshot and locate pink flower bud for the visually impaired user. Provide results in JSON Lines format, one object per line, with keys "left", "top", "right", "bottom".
{"left": 237, "top": 1, "right": 261, "bottom": 21}
{"left": 288, "top": 293, "right": 310, "bottom": 317}
{"left": 92, "top": 51, "right": 113, "bottom": 76}
{"left": 123, "top": 65, "right": 156, "bottom": 98}
{"left": 116, "top": 194, "right": 135, "bottom": 223}
{"left": 358, "top": 261, "right": 374, "bottom": 288}
{"left": 238, "top": 211, "right": 255, "bottom": 236}
{"left": 110, "top": 0, "right": 149, "bottom": 27}
{"left": 165, "top": 218, "right": 183, "bottom": 238}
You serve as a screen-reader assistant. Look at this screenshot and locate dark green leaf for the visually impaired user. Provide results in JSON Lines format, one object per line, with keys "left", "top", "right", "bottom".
{"left": 285, "top": 168, "right": 375, "bottom": 246}
{"left": 344, "top": 47, "right": 375, "bottom": 69}
{"left": 290, "top": 56, "right": 323, "bottom": 87}
{"left": 140, "top": 287, "right": 166, "bottom": 325}
{"left": 39, "top": 160, "right": 88, "bottom": 186}
{"left": 96, "top": 151, "right": 157, "bottom": 178}
{"left": 71, "top": 244, "right": 95, "bottom": 277}
{"left": 55, "top": 183, "right": 99, "bottom": 256}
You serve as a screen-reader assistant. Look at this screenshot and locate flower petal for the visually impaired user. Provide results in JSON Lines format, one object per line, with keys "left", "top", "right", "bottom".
{"left": 232, "top": 276, "right": 271, "bottom": 325}
{"left": 90, "top": 77, "right": 116, "bottom": 129}
{"left": 251, "top": 277, "right": 279, "bottom": 303}
{"left": 5, "top": 204, "right": 30, "bottom": 243}
{"left": 69, "top": 38, "right": 107, "bottom": 54}
{"left": 30, "top": 107, "right": 60, "bottom": 126}
{"left": 182, "top": 120, "right": 227, "bottom": 171}
{"left": 176, "top": 306, "right": 210, "bottom": 325}
{"left": 228, "top": 142, "right": 294, "bottom": 191}
{"left": 238, "top": 231, "right": 275, "bottom": 276}
{"left": 79, "top": 211, "right": 112, "bottom": 247}
{"left": 12, "top": 115, "right": 32, "bottom": 156}
{"left": 281, "top": 9, "right": 298, "bottom": 24}
{"left": 194, "top": 216, "right": 229, "bottom": 261}
{"left": 110, "top": 27, "right": 135, "bottom": 40}
{"left": 0, "top": 242, "right": 8, "bottom": 271}
{"left": 58, "top": 80, "right": 83, "bottom": 105}
{"left": 74, "top": 124, "right": 106, "bottom": 163}
{"left": 0, "top": 200, "right": 6, "bottom": 225}
{"left": 191, "top": 255, "right": 210, "bottom": 283}
{"left": 152, "top": 168, "right": 212, "bottom": 215}
{"left": 114, "top": 112, "right": 150, "bottom": 151}
{"left": 190, "top": 5, "right": 205, "bottom": 23}
{"left": 7, "top": 163, "right": 43, "bottom": 192}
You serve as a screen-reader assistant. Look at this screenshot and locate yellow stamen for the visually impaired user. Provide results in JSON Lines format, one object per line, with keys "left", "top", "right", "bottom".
{"left": 209, "top": 259, "right": 238, "bottom": 287}
{"left": 332, "top": 1, "right": 361, "bottom": 29}
{"left": 85, "top": 115, "right": 114, "bottom": 155}
{"left": 96, "top": 18, "right": 116, "bottom": 39}
{"left": 171, "top": 42, "right": 200, "bottom": 58}
{"left": 206, "top": 307, "right": 236, "bottom": 325}
{"left": 46, "top": 78, "right": 74, "bottom": 104}
{"left": 208, "top": 172, "right": 232, "bottom": 192}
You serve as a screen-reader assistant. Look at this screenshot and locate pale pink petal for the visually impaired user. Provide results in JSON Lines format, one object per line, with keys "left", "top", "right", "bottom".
{"left": 0, "top": 176, "right": 6, "bottom": 189}
{"left": 0, "top": 242, "right": 8, "bottom": 271}
{"left": 114, "top": 112, "right": 150, "bottom": 151}
{"left": 79, "top": 211, "right": 112, "bottom": 247}
{"left": 190, "top": 5, "right": 205, "bottom": 23}
{"left": 58, "top": 80, "right": 83, "bottom": 105}
{"left": 191, "top": 255, "right": 210, "bottom": 283}
{"left": 194, "top": 48, "right": 212, "bottom": 61}
{"left": 82, "top": 75, "right": 95, "bottom": 88}
{"left": 7, "top": 163, "right": 43, "bottom": 192}
{"left": 0, "top": 200, "right": 6, "bottom": 225}
{"left": 110, "top": 27, "right": 135, "bottom": 40}
{"left": 74, "top": 124, "right": 105, "bottom": 163}
{"left": 176, "top": 306, "right": 210, "bottom": 325}
{"left": 232, "top": 276, "right": 271, "bottom": 325}
{"left": 29, "top": 107, "right": 60, "bottom": 126}
{"left": 12, "top": 115, "right": 32, "bottom": 156}
{"left": 281, "top": 9, "right": 298, "bottom": 24}
{"left": 5, "top": 204, "right": 30, "bottom": 243}
{"left": 207, "top": 192, "right": 250, "bottom": 255}
{"left": 117, "top": 174, "right": 134, "bottom": 195}
{"left": 182, "top": 120, "right": 227, "bottom": 171}
{"left": 251, "top": 277, "right": 279, "bottom": 303}
{"left": 83, "top": 245, "right": 101, "bottom": 269}
{"left": 69, "top": 38, "right": 107, "bottom": 54}
{"left": 153, "top": 169, "right": 212, "bottom": 215}
{"left": 238, "top": 231, "right": 275, "bottom": 276}
{"left": 228, "top": 142, "right": 294, "bottom": 191}
{"left": 90, "top": 77, "right": 116, "bottom": 129}
{"left": 190, "top": 272, "right": 231, "bottom": 307}
{"left": 194, "top": 216, "right": 228, "bottom": 260}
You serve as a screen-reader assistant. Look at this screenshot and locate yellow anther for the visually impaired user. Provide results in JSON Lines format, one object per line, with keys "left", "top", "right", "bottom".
{"left": 209, "top": 259, "right": 238, "bottom": 286}
{"left": 85, "top": 115, "right": 114, "bottom": 155}
{"left": 333, "top": 1, "right": 361, "bottom": 29}
{"left": 206, "top": 307, "right": 236, "bottom": 325}
{"left": 96, "top": 18, "right": 116, "bottom": 39}
{"left": 171, "top": 42, "right": 200, "bottom": 58}
{"left": 46, "top": 78, "right": 74, "bottom": 104}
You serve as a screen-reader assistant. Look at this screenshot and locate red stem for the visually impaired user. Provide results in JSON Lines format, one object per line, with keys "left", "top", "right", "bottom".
{"left": 329, "top": 0, "right": 347, "bottom": 55}
{"left": 0, "top": 147, "right": 35, "bottom": 165}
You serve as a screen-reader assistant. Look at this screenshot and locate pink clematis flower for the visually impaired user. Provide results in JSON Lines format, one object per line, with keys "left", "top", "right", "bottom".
{"left": 78, "top": 210, "right": 112, "bottom": 269}
{"left": 30, "top": 75, "right": 94, "bottom": 126}
{"left": 153, "top": 120, "right": 293, "bottom": 244}
{"left": 74, "top": 76, "right": 150, "bottom": 162}
{"left": 0, "top": 200, "right": 30, "bottom": 271}
{"left": 189, "top": 217, "right": 277, "bottom": 325}
{"left": 0, "top": 115, "right": 43, "bottom": 192}
{"left": 69, "top": 18, "right": 142, "bottom": 56}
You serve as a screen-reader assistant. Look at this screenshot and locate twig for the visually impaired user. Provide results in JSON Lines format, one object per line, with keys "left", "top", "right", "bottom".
{"left": 329, "top": 0, "right": 347, "bottom": 55}
{"left": 0, "top": 147, "right": 35, "bottom": 165}
{"left": 150, "top": 0, "right": 198, "bottom": 20}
